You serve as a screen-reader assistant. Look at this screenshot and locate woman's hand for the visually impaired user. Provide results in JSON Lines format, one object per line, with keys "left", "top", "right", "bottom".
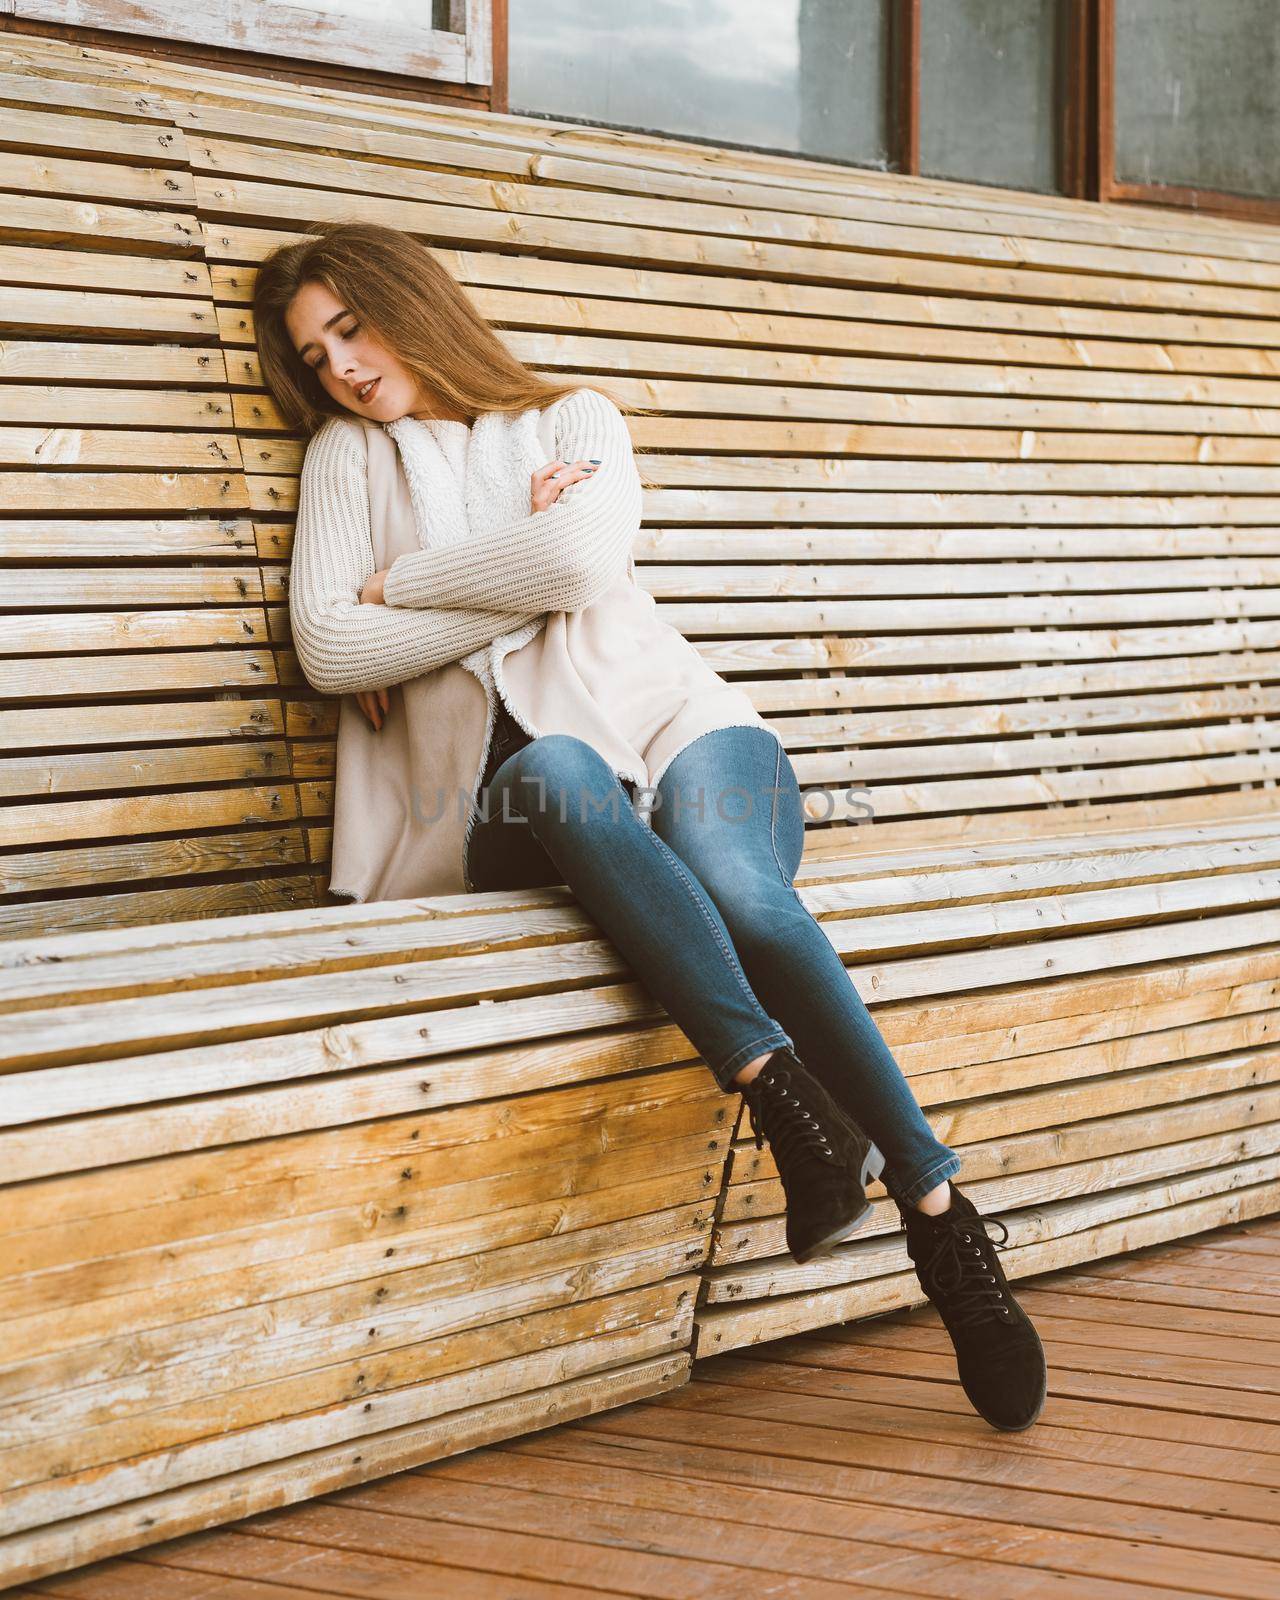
{"left": 355, "top": 686, "right": 390, "bottom": 731}
{"left": 355, "top": 571, "right": 393, "bottom": 728}
{"left": 360, "top": 568, "right": 390, "bottom": 605}
{"left": 530, "top": 458, "right": 599, "bottom": 514}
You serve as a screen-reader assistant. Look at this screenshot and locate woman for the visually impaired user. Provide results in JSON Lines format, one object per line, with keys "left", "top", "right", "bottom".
{"left": 255, "top": 221, "right": 1046, "bottom": 1432}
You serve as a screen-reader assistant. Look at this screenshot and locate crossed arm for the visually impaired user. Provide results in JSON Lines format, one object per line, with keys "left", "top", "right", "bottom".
{"left": 288, "top": 389, "right": 643, "bottom": 698}
{"left": 379, "top": 385, "right": 643, "bottom": 616}
{"left": 287, "top": 417, "right": 543, "bottom": 697}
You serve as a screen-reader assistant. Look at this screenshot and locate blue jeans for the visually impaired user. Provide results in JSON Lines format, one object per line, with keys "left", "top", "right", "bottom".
{"left": 464, "top": 726, "right": 962, "bottom": 1209}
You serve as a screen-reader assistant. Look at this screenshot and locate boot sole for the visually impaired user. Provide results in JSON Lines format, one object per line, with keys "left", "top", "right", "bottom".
{"left": 791, "top": 1141, "right": 886, "bottom": 1264}
{"left": 987, "top": 1385, "right": 1047, "bottom": 1432}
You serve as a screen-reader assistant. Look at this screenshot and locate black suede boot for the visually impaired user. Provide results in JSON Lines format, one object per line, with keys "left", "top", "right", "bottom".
{"left": 741, "top": 1047, "right": 885, "bottom": 1265}
{"left": 897, "top": 1179, "right": 1047, "bottom": 1431}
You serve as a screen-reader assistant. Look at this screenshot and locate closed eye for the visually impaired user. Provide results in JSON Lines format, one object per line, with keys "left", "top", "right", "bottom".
{"left": 309, "top": 321, "right": 360, "bottom": 370}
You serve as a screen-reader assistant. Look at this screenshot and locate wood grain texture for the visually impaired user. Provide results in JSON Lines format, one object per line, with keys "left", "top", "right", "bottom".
{"left": 1, "top": 26, "right": 1278, "bottom": 1590}
{"left": 23, "top": 1214, "right": 1280, "bottom": 1600}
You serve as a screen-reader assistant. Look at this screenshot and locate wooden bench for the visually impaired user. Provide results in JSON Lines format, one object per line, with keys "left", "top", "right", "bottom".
{"left": 3, "top": 26, "right": 1279, "bottom": 1587}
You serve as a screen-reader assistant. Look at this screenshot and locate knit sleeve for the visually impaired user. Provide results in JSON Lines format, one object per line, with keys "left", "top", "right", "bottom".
{"left": 287, "top": 417, "right": 540, "bottom": 696}
{"left": 380, "top": 386, "right": 643, "bottom": 615}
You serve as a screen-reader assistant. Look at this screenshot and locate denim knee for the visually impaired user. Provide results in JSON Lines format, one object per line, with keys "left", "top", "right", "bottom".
{"left": 507, "top": 735, "right": 625, "bottom": 821}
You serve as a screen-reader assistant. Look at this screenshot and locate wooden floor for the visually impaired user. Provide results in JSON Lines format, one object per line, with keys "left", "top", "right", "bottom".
{"left": 18, "top": 1213, "right": 1280, "bottom": 1600}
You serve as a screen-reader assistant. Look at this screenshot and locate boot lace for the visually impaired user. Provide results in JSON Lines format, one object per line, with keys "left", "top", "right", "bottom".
{"left": 918, "top": 1209, "right": 1016, "bottom": 1327}
{"left": 746, "top": 1064, "right": 839, "bottom": 1168}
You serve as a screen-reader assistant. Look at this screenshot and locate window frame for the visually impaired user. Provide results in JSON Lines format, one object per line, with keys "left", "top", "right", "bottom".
{"left": 892, "top": 0, "right": 1279, "bottom": 218}
{"left": 1094, "top": 0, "right": 1280, "bottom": 223}
{"left": 9, "top": 0, "right": 494, "bottom": 89}
{"left": 893, "top": 0, "right": 1089, "bottom": 198}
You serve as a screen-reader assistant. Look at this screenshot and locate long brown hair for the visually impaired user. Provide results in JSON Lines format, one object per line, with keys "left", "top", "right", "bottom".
{"left": 252, "top": 220, "right": 660, "bottom": 486}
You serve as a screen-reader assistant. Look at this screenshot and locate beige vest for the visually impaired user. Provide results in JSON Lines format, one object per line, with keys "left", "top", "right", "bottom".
{"left": 328, "top": 400, "right": 779, "bottom": 902}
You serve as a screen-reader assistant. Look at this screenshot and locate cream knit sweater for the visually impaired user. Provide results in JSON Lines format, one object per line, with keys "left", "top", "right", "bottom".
{"left": 288, "top": 387, "right": 643, "bottom": 697}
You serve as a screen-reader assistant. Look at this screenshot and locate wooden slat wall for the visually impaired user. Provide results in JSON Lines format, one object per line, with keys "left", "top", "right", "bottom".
{"left": 697, "top": 818, "right": 1280, "bottom": 1354}
{"left": 3, "top": 826, "right": 1277, "bottom": 1580}
{"left": 31, "top": 1214, "right": 1280, "bottom": 1600}
{"left": 0, "top": 53, "right": 314, "bottom": 936}
{"left": 3, "top": 29, "right": 1280, "bottom": 938}
{"left": 0, "top": 889, "right": 725, "bottom": 1584}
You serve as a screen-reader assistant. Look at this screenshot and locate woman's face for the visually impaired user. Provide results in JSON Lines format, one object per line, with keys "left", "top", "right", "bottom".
{"left": 284, "top": 280, "right": 459, "bottom": 422}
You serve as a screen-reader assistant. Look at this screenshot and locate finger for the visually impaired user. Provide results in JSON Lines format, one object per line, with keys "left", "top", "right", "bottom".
{"left": 554, "top": 464, "right": 596, "bottom": 490}
{"left": 378, "top": 687, "right": 389, "bottom": 711}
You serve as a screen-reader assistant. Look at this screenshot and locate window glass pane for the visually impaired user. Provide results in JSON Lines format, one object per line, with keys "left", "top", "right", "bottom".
{"left": 919, "top": 0, "right": 1060, "bottom": 193}
{"left": 1115, "top": 0, "right": 1280, "bottom": 200}
{"left": 509, "top": 0, "right": 890, "bottom": 169}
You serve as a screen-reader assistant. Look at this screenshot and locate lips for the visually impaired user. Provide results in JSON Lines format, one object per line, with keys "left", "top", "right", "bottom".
{"left": 355, "top": 377, "right": 380, "bottom": 403}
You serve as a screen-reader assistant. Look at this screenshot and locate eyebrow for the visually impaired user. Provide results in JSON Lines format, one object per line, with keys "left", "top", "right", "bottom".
{"left": 297, "top": 309, "right": 354, "bottom": 360}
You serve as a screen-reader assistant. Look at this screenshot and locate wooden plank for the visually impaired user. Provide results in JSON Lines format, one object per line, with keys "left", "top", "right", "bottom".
{"left": 0, "top": 288, "right": 216, "bottom": 338}
{"left": 2, "top": 1256, "right": 703, "bottom": 1517}
{"left": 0, "top": 192, "right": 199, "bottom": 254}
{"left": 1, "top": 519, "right": 253, "bottom": 560}
{"left": 183, "top": 139, "right": 1280, "bottom": 296}
{"left": 0, "top": 782, "right": 294, "bottom": 851}
{"left": 794, "top": 790, "right": 1280, "bottom": 861}
{"left": 12, "top": 607, "right": 269, "bottom": 657}
{"left": 197, "top": 191, "right": 1280, "bottom": 317}
{"left": 0, "top": 64, "right": 174, "bottom": 123}
{"left": 0, "top": 340, "right": 226, "bottom": 383}
{"left": 0, "top": 473, "right": 247, "bottom": 513}
{"left": 76, "top": 1195, "right": 1268, "bottom": 1600}
{"left": 9, "top": 4, "right": 470, "bottom": 86}
{"left": 494, "top": 376, "right": 1280, "bottom": 434}
{"left": 214, "top": 249, "right": 1280, "bottom": 352}
{"left": 0, "top": 105, "right": 187, "bottom": 166}
{"left": 0, "top": 694, "right": 278, "bottom": 756}
{"left": 712, "top": 1113, "right": 1280, "bottom": 1278}
{"left": 1, "top": 1138, "right": 719, "bottom": 1364}
{"left": 238, "top": 332, "right": 1280, "bottom": 410}
{"left": 0, "top": 651, "right": 278, "bottom": 702}
{"left": 3, "top": 739, "right": 287, "bottom": 802}
{"left": 0, "top": 877, "right": 317, "bottom": 942}
{"left": 694, "top": 1174, "right": 1280, "bottom": 1356}
{"left": 0, "top": 149, "right": 196, "bottom": 211}
{"left": 0, "top": 390, "right": 235, "bottom": 427}
{"left": 0, "top": 1344, "right": 692, "bottom": 1588}
{"left": 0, "top": 243, "right": 210, "bottom": 295}
{"left": 0, "top": 431, "right": 242, "bottom": 468}
{"left": 257, "top": 420, "right": 1280, "bottom": 464}
{"left": 301, "top": 620, "right": 1280, "bottom": 687}
{"left": 594, "top": 523, "right": 1280, "bottom": 558}
{"left": 3, "top": 815, "right": 1273, "bottom": 1004}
